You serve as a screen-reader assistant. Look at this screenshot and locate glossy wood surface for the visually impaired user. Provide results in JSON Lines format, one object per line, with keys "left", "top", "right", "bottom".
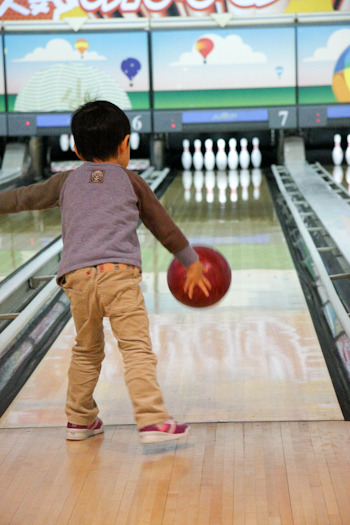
{"left": 1, "top": 421, "right": 350, "bottom": 524}
{"left": 0, "top": 170, "right": 342, "bottom": 427}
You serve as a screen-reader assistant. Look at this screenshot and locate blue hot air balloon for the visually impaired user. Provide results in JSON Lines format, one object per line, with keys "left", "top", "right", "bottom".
{"left": 275, "top": 65, "right": 284, "bottom": 78}
{"left": 121, "top": 58, "right": 141, "bottom": 87}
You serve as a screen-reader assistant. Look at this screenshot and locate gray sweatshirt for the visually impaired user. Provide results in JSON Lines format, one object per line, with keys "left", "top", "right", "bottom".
{"left": 0, "top": 162, "right": 198, "bottom": 279}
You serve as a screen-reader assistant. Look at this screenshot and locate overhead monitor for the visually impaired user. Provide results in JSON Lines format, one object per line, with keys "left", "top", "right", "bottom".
{"left": 297, "top": 24, "right": 350, "bottom": 127}
{"left": 4, "top": 31, "right": 150, "bottom": 134}
{"left": 151, "top": 26, "right": 296, "bottom": 132}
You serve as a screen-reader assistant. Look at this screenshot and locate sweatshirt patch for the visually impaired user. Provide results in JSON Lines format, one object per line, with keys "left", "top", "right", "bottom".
{"left": 90, "top": 170, "right": 105, "bottom": 183}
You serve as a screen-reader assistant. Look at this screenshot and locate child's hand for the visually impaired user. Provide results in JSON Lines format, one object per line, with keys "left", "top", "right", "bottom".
{"left": 184, "top": 259, "right": 211, "bottom": 299}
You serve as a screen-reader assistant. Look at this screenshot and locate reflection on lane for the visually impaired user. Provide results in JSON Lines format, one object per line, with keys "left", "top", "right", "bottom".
{"left": 327, "top": 164, "right": 350, "bottom": 194}
{"left": 140, "top": 168, "right": 293, "bottom": 290}
{"left": 182, "top": 168, "right": 263, "bottom": 204}
{"left": 0, "top": 207, "right": 61, "bottom": 282}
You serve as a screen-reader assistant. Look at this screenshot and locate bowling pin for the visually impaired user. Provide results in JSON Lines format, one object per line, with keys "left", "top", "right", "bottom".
{"left": 193, "top": 170, "right": 204, "bottom": 202}
{"left": 332, "top": 134, "right": 343, "bottom": 166}
{"left": 240, "top": 169, "right": 250, "bottom": 201}
{"left": 345, "top": 134, "right": 350, "bottom": 166}
{"left": 239, "top": 138, "right": 250, "bottom": 169}
{"left": 346, "top": 166, "right": 350, "bottom": 194}
{"left": 217, "top": 171, "right": 228, "bottom": 204}
{"left": 69, "top": 135, "right": 75, "bottom": 152}
{"left": 130, "top": 132, "right": 140, "bottom": 150}
{"left": 251, "top": 137, "right": 262, "bottom": 168}
{"left": 181, "top": 139, "right": 192, "bottom": 170}
{"left": 204, "top": 139, "right": 215, "bottom": 171}
{"left": 193, "top": 139, "right": 204, "bottom": 171}
{"left": 228, "top": 138, "right": 239, "bottom": 170}
{"left": 182, "top": 170, "right": 192, "bottom": 201}
{"left": 59, "top": 134, "right": 69, "bottom": 152}
{"left": 332, "top": 166, "right": 343, "bottom": 185}
{"left": 205, "top": 170, "right": 215, "bottom": 203}
{"left": 216, "top": 138, "right": 227, "bottom": 171}
{"left": 228, "top": 170, "right": 239, "bottom": 202}
{"left": 252, "top": 168, "right": 262, "bottom": 200}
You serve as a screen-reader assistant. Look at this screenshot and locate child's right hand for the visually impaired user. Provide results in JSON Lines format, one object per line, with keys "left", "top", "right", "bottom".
{"left": 184, "top": 259, "right": 211, "bottom": 299}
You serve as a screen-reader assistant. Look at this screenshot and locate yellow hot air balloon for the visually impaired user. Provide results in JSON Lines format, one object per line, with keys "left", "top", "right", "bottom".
{"left": 74, "top": 39, "right": 89, "bottom": 59}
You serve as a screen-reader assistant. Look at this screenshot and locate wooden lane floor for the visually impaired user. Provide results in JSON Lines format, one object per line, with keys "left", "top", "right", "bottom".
{"left": 1, "top": 169, "right": 349, "bottom": 524}
{"left": 0, "top": 169, "right": 342, "bottom": 427}
{"left": 1, "top": 421, "right": 350, "bottom": 525}
{"left": 0, "top": 207, "right": 61, "bottom": 282}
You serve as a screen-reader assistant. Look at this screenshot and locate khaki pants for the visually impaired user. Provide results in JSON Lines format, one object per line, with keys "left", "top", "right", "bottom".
{"left": 61, "top": 263, "right": 169, "bottom": 429}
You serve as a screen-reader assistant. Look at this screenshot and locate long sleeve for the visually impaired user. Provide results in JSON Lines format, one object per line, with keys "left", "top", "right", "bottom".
{"left": 0, "top": 170, "right": 72, "bottom": 214}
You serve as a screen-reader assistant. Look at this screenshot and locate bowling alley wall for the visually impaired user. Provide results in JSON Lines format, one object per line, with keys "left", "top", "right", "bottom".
{"left": 1, "top": 1, "right": 350, "bottom": 169}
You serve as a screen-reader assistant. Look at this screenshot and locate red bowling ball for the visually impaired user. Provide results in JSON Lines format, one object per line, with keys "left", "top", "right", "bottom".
{"left": 167, "top": 245, "right": 231, "bottom": 308}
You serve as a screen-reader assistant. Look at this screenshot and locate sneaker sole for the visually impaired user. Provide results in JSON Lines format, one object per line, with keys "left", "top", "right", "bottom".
{"left": 139, "top": 426, "right": 190, "bottom": 444}
{"left": 66, "top": 424, "right": 104, "bottom": 441}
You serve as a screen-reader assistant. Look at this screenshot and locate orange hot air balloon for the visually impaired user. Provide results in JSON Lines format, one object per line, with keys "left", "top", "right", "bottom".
{"left": 74, "top": 38, "right": 89, "bottom": 58}
{"left": 195, "top": 38, "right": 214, "bottom": 64}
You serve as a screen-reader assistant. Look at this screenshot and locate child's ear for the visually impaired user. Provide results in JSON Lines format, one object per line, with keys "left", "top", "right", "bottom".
{"left": 120, "top": 134, "right": 130, "bottom": 153}
{"left": 74, "top": 144, "right": 84, "bottom": 160}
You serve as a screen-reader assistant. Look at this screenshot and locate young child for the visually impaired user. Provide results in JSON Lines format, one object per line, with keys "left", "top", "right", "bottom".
{"left": 0, "top": 100, "right": 210, "bottom": 444}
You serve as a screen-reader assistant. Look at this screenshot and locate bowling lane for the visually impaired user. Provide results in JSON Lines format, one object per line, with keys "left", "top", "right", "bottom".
{"left": 0, "top": 168, "right": 343, "bottom": 428}
{"left": 0, "top": 206, "right": 61, "bottom": 282}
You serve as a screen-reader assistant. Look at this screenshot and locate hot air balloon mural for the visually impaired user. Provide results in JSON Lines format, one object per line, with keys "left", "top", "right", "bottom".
{"left": 121, "top": 58, "right": 141, "bottom": 87}
{"left": 195, "top": 38, "right": 214, "bottom": 64}
{"left": 275, "top": 65, "right": 284, "bottom": 78}
{"left": 74, "top": 38, "right": 89, "bottom": 59}
{"left": 332, "top": 46, "right": 350, "bottom": 102}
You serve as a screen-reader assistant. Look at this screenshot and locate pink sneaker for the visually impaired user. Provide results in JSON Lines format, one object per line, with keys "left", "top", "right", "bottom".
{"left": 139, "top": 418, "right": 189, "bottom": 444}
{"left": 66, "top": 417, "right": 104, "bottom": 441}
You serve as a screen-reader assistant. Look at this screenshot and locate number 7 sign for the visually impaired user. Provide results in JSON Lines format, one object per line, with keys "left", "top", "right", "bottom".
{"left": 269, "top": 107, "right": 297, "bottom": 129}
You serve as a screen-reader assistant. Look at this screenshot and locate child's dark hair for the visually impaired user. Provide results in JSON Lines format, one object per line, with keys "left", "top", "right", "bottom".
{"left": 71, "top": 100, "right": 131, "bottom": 161}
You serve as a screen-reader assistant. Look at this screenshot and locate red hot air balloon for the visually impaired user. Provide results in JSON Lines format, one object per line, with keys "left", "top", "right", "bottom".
{"left": 195, "top": 38, "right": 214, "bottom": 64}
